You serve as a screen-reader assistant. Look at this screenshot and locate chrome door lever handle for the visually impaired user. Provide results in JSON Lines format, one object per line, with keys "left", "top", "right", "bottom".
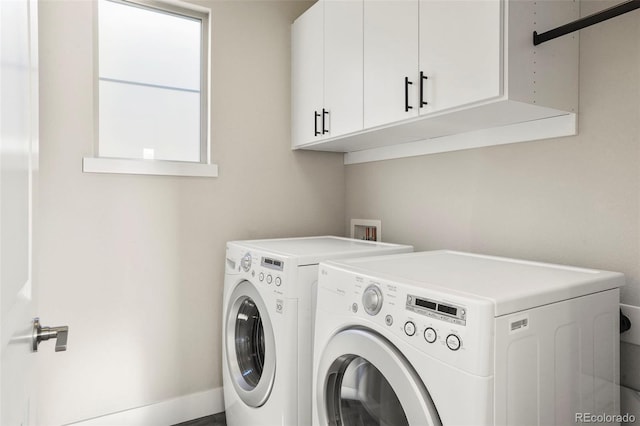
{"left": 32, "top": 318, "right": 69, "bottom": 352}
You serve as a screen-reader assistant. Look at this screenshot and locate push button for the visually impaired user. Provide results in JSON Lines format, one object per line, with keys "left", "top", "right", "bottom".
{"left": 259, "top": 272, "right": 264, "bottom": 282}
{"left": 404, "top": 321, "right": 416, "bottom": 336}
{"left": 424, "top": 327, "right": 437, "bottom": 343}
{"left": 446, "top": 334, "right": 461, "bottom": 351}
{"left": 275, "top": 277, "right": 282, "bottom": 286}
{"left": 266, "top": 275, "right": 272, "bottom": 284}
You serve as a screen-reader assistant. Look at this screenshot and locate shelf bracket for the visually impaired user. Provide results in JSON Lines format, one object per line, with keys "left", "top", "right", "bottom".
{"left": 533, "top": 0, "right": 640, "bottom": 46}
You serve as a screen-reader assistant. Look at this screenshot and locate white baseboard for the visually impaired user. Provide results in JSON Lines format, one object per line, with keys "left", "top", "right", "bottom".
{"left": 66, "top": 388, "right": 224, "bottom": 426}
{"left": 621, "top": 304, "right": 640, "bottom": 346}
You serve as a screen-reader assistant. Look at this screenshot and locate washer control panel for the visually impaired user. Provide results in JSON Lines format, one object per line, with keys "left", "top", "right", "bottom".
{"left": 238, "top": 252, "right": 285, "bottom": 290}
{"left": 317, "top": 265, "right": 494, "bottom": 376}
{"left": 347, "top": 276, "right": 467, "bottom": 354}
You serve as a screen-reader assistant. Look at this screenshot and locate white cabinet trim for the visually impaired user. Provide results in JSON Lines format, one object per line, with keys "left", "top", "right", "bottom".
{"left": 83, "top": 156, "right": 219, "bottom": 177}
{"left": 344, "top": 113, "right": 576, "bottom": 165}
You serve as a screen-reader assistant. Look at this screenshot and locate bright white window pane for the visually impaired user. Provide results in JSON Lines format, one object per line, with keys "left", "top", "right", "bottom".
{"left": 99, "top": 80, "right": 201, "bottom": 162}
{"left": 99, "top": 0, "right": 201, "bottom": 91}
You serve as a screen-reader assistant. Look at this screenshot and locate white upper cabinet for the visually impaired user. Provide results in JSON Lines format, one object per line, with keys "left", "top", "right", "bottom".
{"left": 324, "top": 0, "right": 363, "bottom": 138}
{"left": 363, "top": 0, "right": 501, "bottom": 123}
{"left": 363, "top": 0, "right": 419, "bottom": 128}
{"left": 292, "top": 0, "right": 363, "bottom": 148}
{"left": 291, "top": 1, "right": 323, "bottom": 147}
{"left": 419, "top": 0, "right": 502, "bottom": 114}
{"left": 291, "top": 0, "right": 579, "bottom": 161}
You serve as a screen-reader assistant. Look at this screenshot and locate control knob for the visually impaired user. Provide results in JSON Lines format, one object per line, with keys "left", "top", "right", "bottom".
{"left": 362, "top": 285, "right": 383, "bottom": 316}
{"left": 241, "top": 253, "right": 252, "bottom": 272}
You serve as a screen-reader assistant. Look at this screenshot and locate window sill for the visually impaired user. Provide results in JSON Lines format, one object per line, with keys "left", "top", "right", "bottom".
{"left": 82, "top": 157, "right": 218, "bottom": 177}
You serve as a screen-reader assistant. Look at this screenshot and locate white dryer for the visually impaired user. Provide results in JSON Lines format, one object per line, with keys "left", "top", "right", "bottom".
{"left": 222, "top": 236, "right": 413, "bottom": 426}
{"left": 313, "top": 250, "right": 625, "bottom": 425}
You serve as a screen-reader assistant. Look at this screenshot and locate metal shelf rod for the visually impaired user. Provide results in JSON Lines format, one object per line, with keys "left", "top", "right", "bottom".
{"left": 533, "top": 0, "right": 640, "bottom": 46}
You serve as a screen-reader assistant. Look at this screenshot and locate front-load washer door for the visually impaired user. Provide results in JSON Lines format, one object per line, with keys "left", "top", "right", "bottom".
{"left": 317, "top": 328, "right": 442, "bottom": 426}
{"left": 226, "top": 280, "right": 276, "bottom": 408}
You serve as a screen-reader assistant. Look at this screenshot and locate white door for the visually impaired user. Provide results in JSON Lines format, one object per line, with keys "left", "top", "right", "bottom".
{"left": 1, "top": 0, "right": 39, "bottom": 424}
{"left": 291, "top": 1, "right": 323, "bottom": 147}
{"left": 315, "top": 328, "right": 442, "bottom": 425}
{"left": 363, "top": 0, "right": 419, "bottom": 129}
{"left": 419, "top": 0, "right": 502, "bottom": 114}
{"left": 323, "top": 0, "right": 363, "bottom": 139}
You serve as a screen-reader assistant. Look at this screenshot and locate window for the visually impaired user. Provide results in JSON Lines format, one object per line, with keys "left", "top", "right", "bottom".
{"left": 83, "top": 0, "right": 217, "bottom": 177}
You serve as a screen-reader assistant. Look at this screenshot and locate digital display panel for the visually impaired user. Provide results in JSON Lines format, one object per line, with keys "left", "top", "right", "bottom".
{"left": 437, "top": 304, "right": 458, "bottom": 316}
{"left": 415, "top": 298, "right": 437, "bottom": 310}
{"left": 407, "top": 293, "right": 466, "bottom": 326}
{"left": 261, "top": 257, "right": 284, "bottom": 271}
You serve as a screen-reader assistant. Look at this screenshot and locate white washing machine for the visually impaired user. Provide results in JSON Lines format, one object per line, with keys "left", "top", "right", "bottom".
{"left": 222, "top": 236, "right": 413, "bottom": 426}
{"left": 313, "top": 250, "right": 625, "bottom": 425}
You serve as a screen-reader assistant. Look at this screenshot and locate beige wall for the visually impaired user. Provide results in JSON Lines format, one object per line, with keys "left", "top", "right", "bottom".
{"left": 346, "top": 0, "right": 640, "bottom": 390}
{"left": 35, "top": 0, "right": 342, "bottom": 424}
{"left": 35, "top": 0, "right": 640, "bottom": 422}
{"left": 347, "top": 0, "right": 640, "bottom": 305}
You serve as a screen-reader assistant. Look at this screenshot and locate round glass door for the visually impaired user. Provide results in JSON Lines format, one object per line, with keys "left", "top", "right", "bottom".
{"left": 226, "top": 280, "right": 276, "bottom": 408}
{"left": 317, "top": 328, "right": 441, "bottom": 426}
{"left": 234, "top": 297, "right": 265, "bottom": 388}
{"left": 328, "top": 355, "right": 409, "bottom": 426}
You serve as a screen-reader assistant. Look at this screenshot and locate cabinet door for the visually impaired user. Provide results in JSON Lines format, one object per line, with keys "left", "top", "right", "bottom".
{"left": 419, "top": 0, "right": 502, "bottom": 114}
{"left": 324, "top": 0, "right": 363, "bottom": 139}
{"left": 363, "top": 0, "right": 419, "bottom": 129}
{"left": 291, "top": 1, "right": 323, "bottom": 147}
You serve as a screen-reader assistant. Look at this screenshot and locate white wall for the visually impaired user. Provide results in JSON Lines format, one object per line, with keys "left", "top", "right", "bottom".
{"left": 35, "top": 0, "right": 342, "bottom": 424}
{"left": 345, "top": 0, "right": 640, "bottom": 397}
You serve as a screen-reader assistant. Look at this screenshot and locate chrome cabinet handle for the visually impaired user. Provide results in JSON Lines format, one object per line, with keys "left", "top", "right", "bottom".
{"left": 32, "top": 318, "right": 69, "bottom": 352}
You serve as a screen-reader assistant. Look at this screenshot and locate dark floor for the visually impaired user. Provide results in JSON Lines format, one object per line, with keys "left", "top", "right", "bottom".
{"left": 173, "top": 412, "right": 226, "bottom": 426}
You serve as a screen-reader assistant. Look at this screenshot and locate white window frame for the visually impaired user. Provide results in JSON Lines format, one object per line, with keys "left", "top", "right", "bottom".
{"left": 83, "top": 0, "right": 218, "bottom": 177}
